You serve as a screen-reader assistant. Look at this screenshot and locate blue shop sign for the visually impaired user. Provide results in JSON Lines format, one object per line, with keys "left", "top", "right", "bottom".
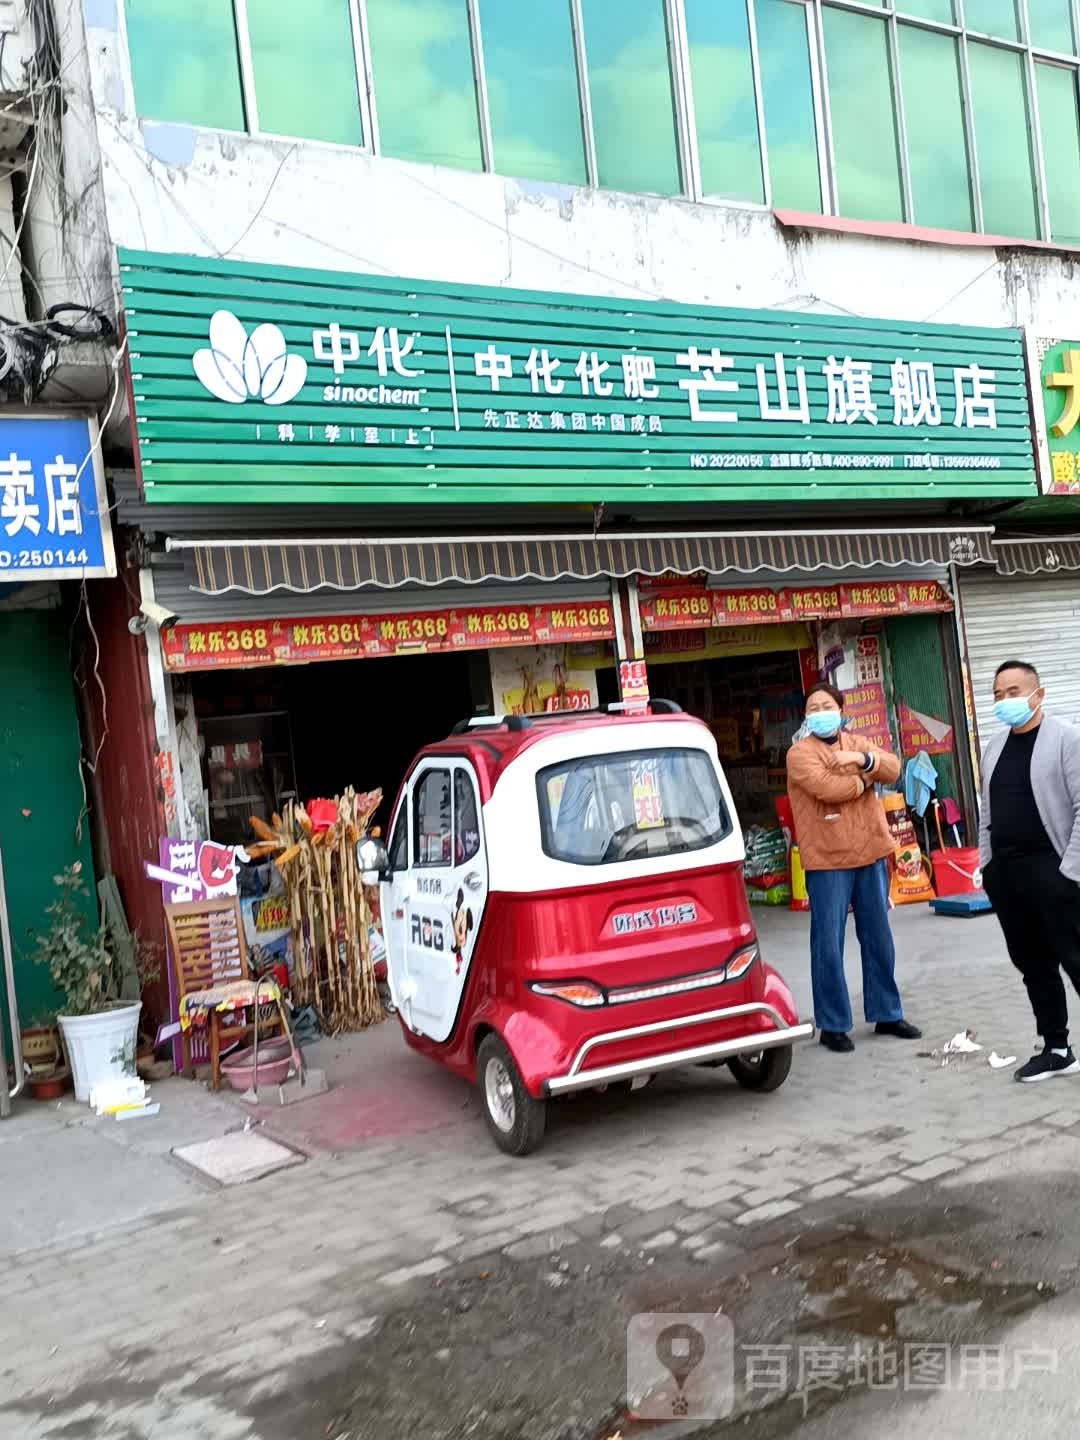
{"left": 0, "top": 413, "right": 114, "bottom": 580}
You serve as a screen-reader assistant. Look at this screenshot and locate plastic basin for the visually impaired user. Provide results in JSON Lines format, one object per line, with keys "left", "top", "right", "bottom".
{"left": 220, "top": 1037, "right": 294, "bottom": 1090}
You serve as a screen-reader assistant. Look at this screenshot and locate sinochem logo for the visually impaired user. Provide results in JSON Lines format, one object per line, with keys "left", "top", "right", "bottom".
{"left": 192, "top": 309, "right": 307, "bottom": 405}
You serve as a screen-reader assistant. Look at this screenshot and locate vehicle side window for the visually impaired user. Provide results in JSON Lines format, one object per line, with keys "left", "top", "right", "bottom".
{"left": 413, "top": 768, "right": 451, "bottom": 867}
{"left": 454, "top": 770, "right": 481, "bottom": 865}
{"left": 388, "top": 803, "right": 408, "bottom": 872}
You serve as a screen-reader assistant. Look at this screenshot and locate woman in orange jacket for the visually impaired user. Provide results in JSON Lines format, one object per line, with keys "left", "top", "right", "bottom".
{"left": 787, "top": 681, "right": 922, "bottom": 1054}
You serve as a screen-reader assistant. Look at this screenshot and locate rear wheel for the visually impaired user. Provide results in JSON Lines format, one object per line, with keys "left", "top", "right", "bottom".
{"left": 728, "top": 1045, "right": 792, "bottom": 1092}
{"left": 477, "top": 1034, "right": 547, "bottom": 1156}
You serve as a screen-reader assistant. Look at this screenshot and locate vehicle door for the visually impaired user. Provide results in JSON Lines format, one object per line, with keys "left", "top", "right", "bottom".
{"left": 380, "top": 796, "right": 412, "bottom": 1018}
{"left": 393, "top": 760, "right": 489, "bottom": 1042}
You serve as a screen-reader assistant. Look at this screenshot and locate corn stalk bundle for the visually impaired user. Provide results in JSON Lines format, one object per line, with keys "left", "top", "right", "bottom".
{"left": 247, "top": 788, "right": 384, "bottom": 1032}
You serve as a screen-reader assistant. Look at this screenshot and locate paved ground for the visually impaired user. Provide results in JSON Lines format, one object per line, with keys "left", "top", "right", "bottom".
{"left": 1, "top": 904, "right": 1075, "bottom": 1438}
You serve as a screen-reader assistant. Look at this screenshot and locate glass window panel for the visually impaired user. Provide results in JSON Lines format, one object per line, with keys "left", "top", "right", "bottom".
{"left": 756, "top": 0, "right": 822, "bottom": 212}
{"left": 896, "top": 1, "right": 955, "bottom": 19}
{"left": 822, "top": 8, "right": 903, "bottom": 222}
{"left": 413, "top": 770, "right": 452, "bottom": 867}
{"left": 389, "top": 804, "right": 408, "bottom": 872}
{"left": 967, "top": 41, "right": 1039, "bottom": 236}
{"left": 478, "top": 0, "right": 586, "bottom": 184}
{"left": 581, "top": 0, "right": 680, "bottom": 195}
{"left": 1028, "top": 0, "right": 1076, "bottom": 54}
{"left": 899, "top": 26, "right": 974, "bottom": 230}
{"left": 1036, "top": 64, "right": 1080, "bottom": 242}
{"left": 963, "top": 0, "right": 1020, "bottom": 40}
{"left": 684, "top": 0, "right": 762, "bottom": 202}
{"left": 246, "top": 0, "right": 362, "bottom": 145}
{"left": 366, "top": 0, "right": 482, "bottom": 171}
{"left": 125, "top": 0, "right": 244, "bottom": 130}
{"left": 454, "top": 771, "right": 481, "bottom": 864}
{"left": 536, "top": 748, "right": 732, "bottom": 867}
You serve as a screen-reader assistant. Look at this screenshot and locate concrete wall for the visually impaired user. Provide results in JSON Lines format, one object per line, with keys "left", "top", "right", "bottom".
{"left": 70, "top": 2, "right": 1080, "bottom": 386}
{"left": 0, "top": 166, "right": 28, "bottom": 324}
{"left": 14, "top": 0, "right": 117, "bottom": 403}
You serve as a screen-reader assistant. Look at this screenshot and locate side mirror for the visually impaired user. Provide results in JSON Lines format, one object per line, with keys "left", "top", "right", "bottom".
{"left": 356, "top": 837, "right": 390, "bottom": 886}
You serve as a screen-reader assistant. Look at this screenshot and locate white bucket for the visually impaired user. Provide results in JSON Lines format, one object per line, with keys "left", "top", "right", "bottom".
{"left": 58, "top": 1002, "right": 142, "bottom": 1104}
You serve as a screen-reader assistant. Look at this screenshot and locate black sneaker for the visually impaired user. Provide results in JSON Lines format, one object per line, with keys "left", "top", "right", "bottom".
{"left": 1014, "top": 1048, "right": 1080, "bottom": 1083}
{"left": 820, "top": 1030, "right": 854, "bottom": 1053}
{"left": 875, "top": 1020, "right": 923, "bottom": 1039}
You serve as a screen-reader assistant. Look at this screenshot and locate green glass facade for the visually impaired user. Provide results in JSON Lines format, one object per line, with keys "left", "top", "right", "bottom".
{"left": 123, "top": 0, "right": 1080, "bottom": 246}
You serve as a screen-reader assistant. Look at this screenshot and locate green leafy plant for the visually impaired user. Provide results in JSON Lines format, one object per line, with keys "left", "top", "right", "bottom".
{"left": 32, "top": 864, "right": 160, "bottom": 1017}
{"left": 110, "top": 1040, "right": 138, "bottom": 1077}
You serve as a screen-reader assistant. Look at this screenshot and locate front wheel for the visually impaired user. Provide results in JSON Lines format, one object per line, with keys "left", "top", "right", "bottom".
{"left": 728, "top": 1045, "right": 792, "bottom": 1092}
{"left": 477, "top": 1034, "right": 547, "bottom": 1156}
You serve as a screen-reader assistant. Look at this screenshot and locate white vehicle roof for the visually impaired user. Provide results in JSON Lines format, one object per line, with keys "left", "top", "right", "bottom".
{"left": 483, "top": 717, "right": 747, "bottom": 894}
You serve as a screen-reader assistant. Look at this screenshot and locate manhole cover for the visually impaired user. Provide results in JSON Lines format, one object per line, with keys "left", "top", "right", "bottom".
{"left": 174, "top": 1131, "right": 305, "bottom": 1185}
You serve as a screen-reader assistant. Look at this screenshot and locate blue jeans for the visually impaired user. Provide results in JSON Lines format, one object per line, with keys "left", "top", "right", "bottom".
{"left": 804, "top": 860, "right": 904, "bottom": 1033}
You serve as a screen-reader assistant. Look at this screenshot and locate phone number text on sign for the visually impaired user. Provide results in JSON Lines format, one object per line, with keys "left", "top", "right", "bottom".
{"left": 1, "top": 546, "right": 92, "bottom": 571}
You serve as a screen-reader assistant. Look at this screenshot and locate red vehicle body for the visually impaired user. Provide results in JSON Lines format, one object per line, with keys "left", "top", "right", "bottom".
{"left": 371, "top": 705, "right": 813, "bottom": 1154}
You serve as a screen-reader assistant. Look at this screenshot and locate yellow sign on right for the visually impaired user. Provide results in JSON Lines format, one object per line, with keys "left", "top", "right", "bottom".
{"left": 1040, "top": 340, "right": 1080, "bottom": 492}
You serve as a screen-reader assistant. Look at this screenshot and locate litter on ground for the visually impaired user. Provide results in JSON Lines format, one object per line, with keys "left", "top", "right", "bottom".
{"left": 988, "top": 1052, "right": 1018, "bottom": 1068}
{"left": 943, "top": 1030, "right": 983, "bottom": 1055}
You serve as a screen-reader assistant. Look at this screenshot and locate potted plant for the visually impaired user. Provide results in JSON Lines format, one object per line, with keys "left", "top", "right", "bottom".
{"left": 19, "top": 1014, "right": 70, "bottom": 1101}
{"left": 20, "top": 1016, "right": 62, "bottom": 1075}
{"left": 33, "top": 864, "right": 158, "bottom": 1104}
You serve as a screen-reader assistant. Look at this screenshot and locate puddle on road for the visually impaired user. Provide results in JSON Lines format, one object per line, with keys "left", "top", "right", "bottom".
{"left": 794, "top": 1229, "right": 1047, "bottom": 1337}
{"left": 592, "top": 1227, "right": 1052, "bottom": 1440}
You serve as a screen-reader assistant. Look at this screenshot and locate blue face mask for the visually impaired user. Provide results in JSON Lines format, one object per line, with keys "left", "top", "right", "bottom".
{"left": 994, "top": 693, "right": 1038, "bottom": 729}
{"left": 806, "top": 710, "right": 843, "bottom": 739}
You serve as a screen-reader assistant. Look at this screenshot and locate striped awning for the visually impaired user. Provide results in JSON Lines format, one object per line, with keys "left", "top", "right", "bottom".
{"left": 994, "top": 538, "right": 1080, "bottom": 575}
{"left": 169, "top": 526, "right": 996, "bottom": 597}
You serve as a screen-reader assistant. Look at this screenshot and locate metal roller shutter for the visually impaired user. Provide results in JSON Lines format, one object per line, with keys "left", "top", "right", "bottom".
{"left": 959, "top": 568, "right": 1080, "bottom": 747}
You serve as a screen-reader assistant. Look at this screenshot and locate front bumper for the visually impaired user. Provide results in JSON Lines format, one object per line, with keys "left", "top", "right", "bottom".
{"left": 541, "top": 1001, "right": 814, "bottom": 1096}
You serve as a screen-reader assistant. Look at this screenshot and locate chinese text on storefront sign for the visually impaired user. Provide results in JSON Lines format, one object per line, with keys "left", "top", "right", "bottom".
{"left": 1036, "top": 337, "right": 1080, "bottom": 493}
{"left": 842, "top": 684, "right": 893, "bottom": 753}
{"left": 119, "top": 250, "right": 1036, "bottom": 504}
{"left": 899, "top": 703, "right": 954, "bottom": 756}
{"left": 161, "top": 601, "right": 614, "bottom": 672}
{"left": 639, "top": 580, "right": 952, "bottom": 631}
{"left": 0, "top": 415, "right": 114, "bottom": 580}
{"left": 619, "top": 659, "right": 650, "bottom": 711}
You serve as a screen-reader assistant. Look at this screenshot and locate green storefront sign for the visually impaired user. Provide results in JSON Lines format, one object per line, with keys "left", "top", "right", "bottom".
{"left": 1037, "top": 338, "right": 1080, "bottom": 494}
{"left": 120, "top": 249, "right": 1037, "bottom": 506}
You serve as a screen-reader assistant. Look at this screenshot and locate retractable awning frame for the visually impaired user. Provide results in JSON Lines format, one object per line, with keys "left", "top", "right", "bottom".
{"left": 165, "top": 525, "right": 996, "bottom": 597}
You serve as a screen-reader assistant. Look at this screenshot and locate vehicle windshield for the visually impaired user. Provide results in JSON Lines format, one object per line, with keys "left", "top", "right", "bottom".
{"left": 536, "top": 747, "right": 731, "bottom": 866}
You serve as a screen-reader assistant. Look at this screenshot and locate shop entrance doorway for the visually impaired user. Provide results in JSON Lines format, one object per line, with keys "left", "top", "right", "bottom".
{"left": 654, "top": 650, "right": 805, "bottom": 828}
{"left": 188, "top": 651, "right": 482, "bottom": 843}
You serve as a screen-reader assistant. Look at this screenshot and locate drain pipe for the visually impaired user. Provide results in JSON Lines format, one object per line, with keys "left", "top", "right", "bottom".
{"left": 0, "top": 848, "right": 24, "bottom": 1114}
{"left": 0, "top": 954, "right": 8, "bottom": 1119}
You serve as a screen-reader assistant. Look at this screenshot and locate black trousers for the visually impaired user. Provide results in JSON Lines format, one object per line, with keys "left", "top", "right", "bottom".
{"left": 982, "top": 853, "right": 1080, "bottom": 1050}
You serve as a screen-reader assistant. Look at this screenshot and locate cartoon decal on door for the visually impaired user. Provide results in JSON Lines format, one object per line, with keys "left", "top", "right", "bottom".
{"left": 449, "top": 889, "right": 474, "bottom": 975}
{"left": 382, "top": 761, "right": 488, "bottom": 1043}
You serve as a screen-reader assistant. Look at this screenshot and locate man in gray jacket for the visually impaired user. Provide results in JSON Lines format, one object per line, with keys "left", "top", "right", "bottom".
{"left": 979, "top": 660, "right": 1080, "bottom": 1082}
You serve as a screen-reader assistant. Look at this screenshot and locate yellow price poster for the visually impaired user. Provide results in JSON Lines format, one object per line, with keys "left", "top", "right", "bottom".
{"left": 632, "top": 758, "right": 664, "bottom": 830}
